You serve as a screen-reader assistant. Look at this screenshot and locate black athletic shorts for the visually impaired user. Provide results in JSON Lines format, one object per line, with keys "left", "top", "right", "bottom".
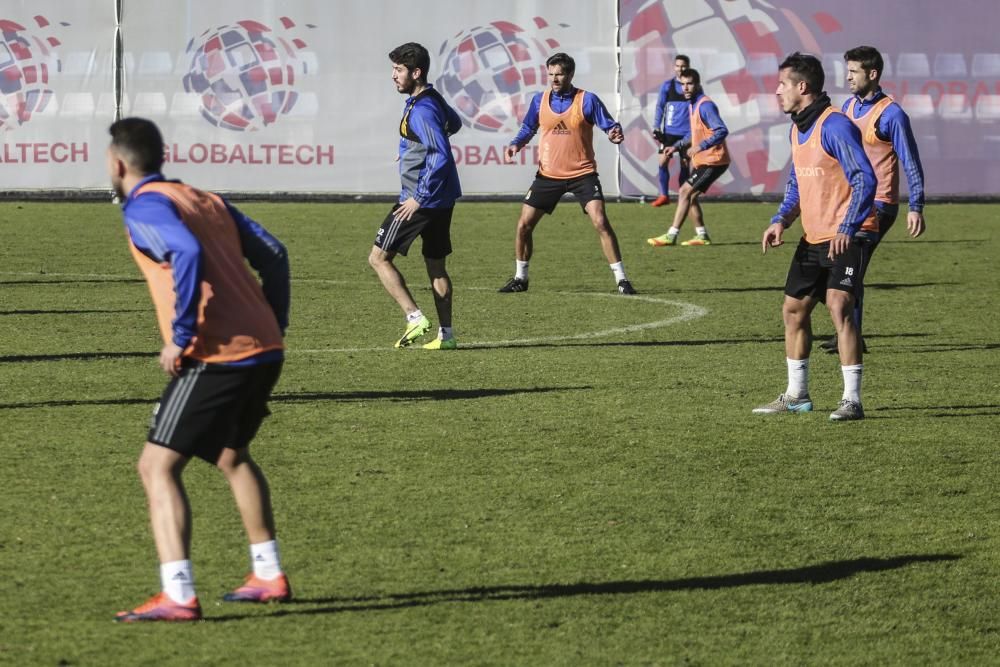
{"left": 686, "top": 164, "right": 729, "bottom": 193}
{"left": 524, "top": 172, "right": 604, "bottom": 214}
{"left": 374, "top": 205, "right": 454, "bottom": 258}
{"left": 784, "top": 237, "right": 866, "bottom": 302}
{"left": 657, "top": 132, "right": 686, "bottom": 155}
{"left": 148, "top": 359, "right": 283, "bottom": 463}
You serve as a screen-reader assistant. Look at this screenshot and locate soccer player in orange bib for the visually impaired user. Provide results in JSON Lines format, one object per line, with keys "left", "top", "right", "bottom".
{"left": 108, "top": 118, "right": 292, "bottom": 621}
{"left": 647, "top": 68, "right": 730, "bottom": 247}
{"left": 815, "top": 45, "right": 927, "bottom": 354}
{"left": 754, "top": 53, "right": 877, "bottom": 421}
{"left": 498, "top": 52, "right": 636, "bottom": 295}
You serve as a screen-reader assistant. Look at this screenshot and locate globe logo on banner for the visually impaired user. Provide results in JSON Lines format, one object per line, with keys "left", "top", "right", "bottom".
{"left": 0, "top": 16, "right": 63, "bottom": 131}
{"left": 436, "top": 17, "right": 566, "bottom": 133}
{"left": 620, "top": 0, "right": 841, "bottom": 195}
{"left": 182, "top": 17, "right": 311, "bottom": 132}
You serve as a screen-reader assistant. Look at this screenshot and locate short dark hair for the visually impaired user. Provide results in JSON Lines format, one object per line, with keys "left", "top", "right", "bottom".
{"left": 545, "top": 52, "right": 575, "bottom": 76}
{"left": 844, "top": 45, "right": 884, "bottom": 81}
{"left": 108, "top": 117, "right": 164, "bottom": 174}
{"left": 779, "top": 52, "right": 824, "bottom": 94}
{"left": 389, "top": 42, "right": 430, "bottom": 82}
{"left": 678, "top": 68, "right": 700, "bottom": 85}
{"left": 674, "top": 54, "right": 690, "bottom": 66}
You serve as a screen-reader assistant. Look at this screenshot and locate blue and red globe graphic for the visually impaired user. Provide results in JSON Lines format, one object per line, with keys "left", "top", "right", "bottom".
{"left": 437, "top": 17, "right": 564, "bottom": 134}
{"left": 0, "top": 17, "right": 60, "bottom": 131}
{"left": 182, "top": 18, "right": 308, "bottom": 132}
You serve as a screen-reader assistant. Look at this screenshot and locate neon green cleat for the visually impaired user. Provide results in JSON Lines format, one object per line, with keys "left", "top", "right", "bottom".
{"left": 681, "top": 233, "right": 712, "bottom": 246}
{"left": 395, "top": 315, "right": 431, "bottom": 348}
{"left": 647, "top": 233, "right": 677, "bottom": 247}
{"left": 422, "top": 338, "right": 457, "bottom": 350}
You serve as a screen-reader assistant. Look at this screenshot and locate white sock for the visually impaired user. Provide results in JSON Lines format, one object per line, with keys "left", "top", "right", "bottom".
{"left": 250, "top": 540, "right": 283, "bottom": 580}
{"left": 610, "top": 261, "right": 627, "bottom": 282}
{"left": 515, "top": 260, "right": 529, "bottom": 281}
{"left": 406, "top": 309, "right": 424, "bottom": 324}
{"left": 841, "top": 364, "right": 863, "bottom": 403}
{"left": 160, "top": 559, "right": 196, "bottom": 604}
{"left": 695, "top": 226, "right": 707, "bottom": 236}
{"left": 438, "top": 326, "right": 453, "bottom": 341}
{"left": 786, "top": 358, "right": 809, "bottom": 398}
{"left": 667, "top": 227, "right": 679, "bottom": 238}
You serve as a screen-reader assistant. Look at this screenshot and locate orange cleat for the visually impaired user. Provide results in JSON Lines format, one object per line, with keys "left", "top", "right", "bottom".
{"left": 223, "top": 573, "right": 292, "bottom": 603}
{"left": 649, "top": 195, "right": 671, "bottom": 207}
{"left": 115, "top": 592, "right": 202, "bottom": 623}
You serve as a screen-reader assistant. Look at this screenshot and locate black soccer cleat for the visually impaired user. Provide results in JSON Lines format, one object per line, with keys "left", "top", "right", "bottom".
{"left": 617, "top": 279, "right": 637, "bottom": 295}
{"left": 498, "top": 277, "right": 529, "bottom": 293}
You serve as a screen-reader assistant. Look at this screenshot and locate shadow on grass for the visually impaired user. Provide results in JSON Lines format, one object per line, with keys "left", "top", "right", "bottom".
{"left": 0, "top": 386, "right": 587, "bottom": 410}
{"left": 0, "top": 308, "right": 145, "bottom": 316}
{"left": 0, "top": 278, "right": 144, "bottom": 286}
{"left": 871, "top": 404, "right": 1000, "bottom": 418}
{"left": 0, "top": 351, "right": 155, "bottom": 363}
{"left": 203, "top": 553, "right": 959, "bottom": 622}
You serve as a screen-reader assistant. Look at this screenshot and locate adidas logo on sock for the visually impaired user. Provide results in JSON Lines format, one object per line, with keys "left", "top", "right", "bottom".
{"left": 255, "top": 554, "right": 265, "bottom": 561}
{"left": 171, "top": 571, "right": 188, "bottom": 581}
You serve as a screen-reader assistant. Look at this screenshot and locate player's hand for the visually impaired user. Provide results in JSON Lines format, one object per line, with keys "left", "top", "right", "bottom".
{"left": 393, "top": 197, "right": 421, "bottom": 223}
{"left": 159, "top": 342, "right": 184, "bottom": 377}
{"left": 762, "top": 224, "right": 784, "bottom": 254}
{"left": 907, "top": 210, "right": 925, "bottom": 238}
{"left": 662, "top": 146, "right": 675, "bottom": 159}
{"left": 607, "top": 126, "right": 624, "bottom": 144}
{"left": 828, "top": 232, "right": 851, "bottom": 260}
{"left": 686, "top": 146, "right": 698, "bottom": 159}
{"left": 504, "top": 145, "right": 520, "bottom": 164}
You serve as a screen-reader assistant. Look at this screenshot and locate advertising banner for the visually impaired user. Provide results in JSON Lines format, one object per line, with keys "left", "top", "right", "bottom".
{"left": 120, "top": 0, "right": 617, "bottom": 194}
{"left": 619, "top": 0, "right": 1000, "bottom": 198}
{"left": 0, "top": 1, "right": 116, "bottom": 188}
{"left": 2, "top": 1, "right": 998, "bottom": 196}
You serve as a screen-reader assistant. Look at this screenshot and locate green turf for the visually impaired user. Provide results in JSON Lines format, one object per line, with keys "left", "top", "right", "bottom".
{"left": 1, "top": 201, "right": 997, "bottom": 665}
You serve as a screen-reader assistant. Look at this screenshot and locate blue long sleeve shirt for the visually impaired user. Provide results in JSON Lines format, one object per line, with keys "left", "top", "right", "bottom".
{"left": 771, "top": 113, "right": 877, "bottom": 237}
{"left": 122, "top": 174, "right": 290, "bottom": 358}
{"left": 675, "top": 92, "right": 729, "bottom": 151}
{"left": 653, "top": 78, "right": 690, "bottom": 135}
{"left": 398, "top": 85, "right": 462, "bottom": 208}
{"left": 841, "top": 88, "right": 925, "bottom": 213}
{"left": 509, "top": 87, "right": 620, "bottom": 147}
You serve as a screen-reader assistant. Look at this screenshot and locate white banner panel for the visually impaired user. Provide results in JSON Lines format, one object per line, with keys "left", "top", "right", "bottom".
{"left": 120, "top": 0, "right": 618, "bottom": 194}
{"left": 0, "top": 1, "right": 116, "bottom": 188}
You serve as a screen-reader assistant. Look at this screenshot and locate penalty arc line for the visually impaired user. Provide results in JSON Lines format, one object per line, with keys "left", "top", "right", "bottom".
{"left": 296, "top": 293, "right": 708, "bottom": 353}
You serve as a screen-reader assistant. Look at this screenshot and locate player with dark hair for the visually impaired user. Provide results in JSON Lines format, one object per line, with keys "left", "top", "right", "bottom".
{"left": 649, "top": 54, "right": 691, "bottom": 207}
{"left": 109, "top": 117, "right": 292, "bottom": 622}
{"left": 498, "top": 52, "right": 636, "bottom": 295}
{"left": 647, "top": 67, "right": 730, "bottom": 247}
{"left": 815, "top": 45, "right": 926, "bottom": 353}
{"left": 370, "top": 42, "right": 463, "bottom": 349}
{"left": 754, "top": 52, "right": 877, "bottom": 421}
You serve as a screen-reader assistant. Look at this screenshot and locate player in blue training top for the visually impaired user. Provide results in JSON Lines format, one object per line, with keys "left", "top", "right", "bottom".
{"left": 369, "top": 42, "right": 463, "bottom": 350}
{"left": 649, "top": 54, "right": 691, "bottom": 207}
{"left": 647, "top": 68, "right": 731, "bottom": 248}
{"left": 816, "top": 45, "right": 927, "bottom": 354}
{"left": 109, "top": 117, "right": 292, "bottom": 622}
{"left": 498, "top": 52, "right": 636, "bottom": 295}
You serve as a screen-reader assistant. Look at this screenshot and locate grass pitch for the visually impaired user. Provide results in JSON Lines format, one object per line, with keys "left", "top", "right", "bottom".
{"left": 1, "top": 200, "right": 997, "bottom": 665}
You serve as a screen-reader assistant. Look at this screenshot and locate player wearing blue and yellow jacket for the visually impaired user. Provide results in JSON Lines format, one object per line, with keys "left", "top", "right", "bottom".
{"left": 397, "top": 84, "right": 462, "bottom": 208}
{"left": 371, "top": 42, "right": 463, "bottom": 350}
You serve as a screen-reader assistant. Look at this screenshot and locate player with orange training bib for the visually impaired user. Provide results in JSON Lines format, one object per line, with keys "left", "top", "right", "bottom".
{"left": 754, "top": 53, "right": 877, "bottom": 422}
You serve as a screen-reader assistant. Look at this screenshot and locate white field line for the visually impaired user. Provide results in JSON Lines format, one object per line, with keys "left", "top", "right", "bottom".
{"left": 2, "top": 272, "right": 708, "bottom": 352}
